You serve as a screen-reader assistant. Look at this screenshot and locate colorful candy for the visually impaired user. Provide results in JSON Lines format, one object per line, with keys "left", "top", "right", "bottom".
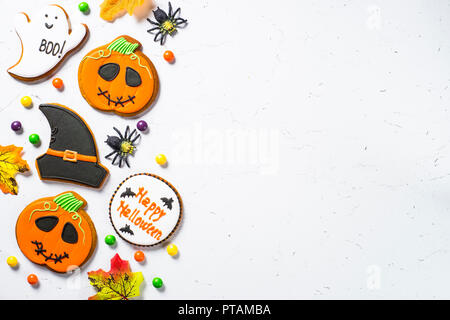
{"left": 27, "top": 274, "right": 38, "bottom": 285}
{"left": 29, "top": 134, "right": 40, "bottom": 145}
{"left": 52, "top": 78, "right": 64, "bottom": 89}
{"left": 167, "top": 244, "right": 178, "bottom": 256}
{"left": 134, "top": 250, "right": 145, "bottom": 262}
{"left": 6, "top": 256, "right": 18, "bottom": 267}
{"left": 104, "top": 235, "right": 116, "bottom": 246}
{"left": 163, "top": 50, "right": 175, "bottom": 63}
{"left": 78, "top": 2, "right": 89, "bottom": 13}
{"left": 21, "top": 96, "right": 32, "bottom": 108}
{"left": 11, "top": 121, "right": 22, "bottom": 132}
{"left": 155, "top": 154, "right": 167, "bottom": 166}
{"left": 152, "top": 277, "right": 163, "bottom": 288}
{"left": 137, "top": 120, "right": 148, "bottom": 132}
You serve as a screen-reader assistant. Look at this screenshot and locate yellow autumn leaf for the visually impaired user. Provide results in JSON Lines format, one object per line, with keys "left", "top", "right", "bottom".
{"left": 88, "top": 254, "right": 144, "bottom": 300}
{"left": 0, "top": 145, "right": 29, "bottom": 195}
{"left": 100, "top": 0, "right": 145, "bottom": 21}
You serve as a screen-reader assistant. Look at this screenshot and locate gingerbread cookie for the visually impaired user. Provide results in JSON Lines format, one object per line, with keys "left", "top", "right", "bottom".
{"left": 109, "top": 173, "right": 182, "bottom": 246}
{"left": 16, "top": 192, "right": 97, "bottom": 273}
{"left": 78, "top": 36, "right": 159, "bottom": 117}
{"left": 36, "top": 104, "right": 109, "bottom": 188}
{"left": 8, "top": 4, "right": 89, "bottom": 82}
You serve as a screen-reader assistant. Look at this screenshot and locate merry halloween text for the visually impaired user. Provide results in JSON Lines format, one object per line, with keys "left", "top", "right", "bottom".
{"left": 116, "top": 187, "right": 167, "bottom": 240}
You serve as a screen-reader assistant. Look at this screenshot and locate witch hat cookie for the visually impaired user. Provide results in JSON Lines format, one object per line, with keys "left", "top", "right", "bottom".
{"left": 36, "top": 104, "right": 109, "bottom": 188}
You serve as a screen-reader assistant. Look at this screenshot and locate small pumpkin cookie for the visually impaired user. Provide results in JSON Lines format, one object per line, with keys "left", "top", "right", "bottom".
{"left": 78, "top": 36, "right": 159, "bottom": 117}
{"left": 16, "top": 192, "right": 97, "bottom": 273}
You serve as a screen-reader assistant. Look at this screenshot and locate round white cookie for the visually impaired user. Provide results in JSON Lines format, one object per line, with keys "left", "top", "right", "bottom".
{"left": 109, "top": 173, "right": 182, "bottom": 246}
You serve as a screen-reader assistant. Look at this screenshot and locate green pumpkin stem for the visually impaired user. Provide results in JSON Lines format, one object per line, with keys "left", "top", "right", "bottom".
{"left": 107, "top": 37, "right": 139, "bottom": 55}
{"left": 53, "top": 193, "right": 83, "bottom": 213}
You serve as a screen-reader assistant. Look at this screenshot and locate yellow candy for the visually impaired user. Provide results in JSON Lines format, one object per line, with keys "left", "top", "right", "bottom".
{"left": 167, "top": 244, "right": 178, "bottom": 256}
{"left": 156, "top": 154, "right": 167, "bottom": 165}
{"left": 21, "top": 96, "right": 32, "bottom": 108}
{"left": 7, "top": 256, "right": 18, "bottom": 267}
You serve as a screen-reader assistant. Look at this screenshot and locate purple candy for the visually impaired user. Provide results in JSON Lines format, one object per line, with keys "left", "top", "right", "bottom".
{"left": 137, "top": 120, "right": 148, "bottom": 132}
{"left": 11, "top": 121, "right": 22, "bottom": 131}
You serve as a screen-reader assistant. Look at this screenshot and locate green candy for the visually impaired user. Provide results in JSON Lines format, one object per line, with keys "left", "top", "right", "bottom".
{"left": 152, "top": 277, "right": 163, "bottom": 288}
{"left": 78, "top": 2, "right": 89, "bottom": 13}
{"left": 29, "top": 134, "right": 40, "bottom": 145}
{"left": 104, "top": 235, "right": 116, "bottom": 245}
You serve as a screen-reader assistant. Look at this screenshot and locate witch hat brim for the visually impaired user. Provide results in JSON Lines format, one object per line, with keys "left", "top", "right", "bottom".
{"left": 36, "top": 103, "right": 109, "bottom": 188}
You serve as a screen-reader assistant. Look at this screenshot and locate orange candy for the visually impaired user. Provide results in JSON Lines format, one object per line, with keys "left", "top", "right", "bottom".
{"left": 134, "top": 250, "right": 145, "bottom": 262}
{"left": 52, "top": 78, "right": 64, "bottom": 89}
{"left": 27, "top": 274, "right": 38, "bottom": 285}
{"left": 163, "top": 50, "right": 175, "bottom": 63}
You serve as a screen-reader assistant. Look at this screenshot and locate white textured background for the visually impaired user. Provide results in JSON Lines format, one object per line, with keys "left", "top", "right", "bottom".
{"left": 0, "top": 0, "right": 449, "bottom": 299}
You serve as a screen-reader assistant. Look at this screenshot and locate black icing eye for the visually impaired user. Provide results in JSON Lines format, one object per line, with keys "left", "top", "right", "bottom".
{"left": 98, "top": 63, "right": 120, "bottom": 81}
{"left": 35, "top": 216, "right": 59, "bottom": 232}
{"left": 61, "top": 223, "right": 78, "bottom": 244}
{"left": 45, "top": 14, "right": 48, "bottom": 18}
{"left": 55, "top": 16, "right": 58, "bottom": 19}
{"left": 126, "top": 67, "right": 142, "bottom": 87}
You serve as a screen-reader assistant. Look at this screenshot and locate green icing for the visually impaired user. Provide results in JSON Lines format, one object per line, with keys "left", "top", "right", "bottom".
{"left": 107, "top": 37, "right": 139, "bottom": 55}
{"left": 53, "top": 193, "right": 83, "bottom": 213}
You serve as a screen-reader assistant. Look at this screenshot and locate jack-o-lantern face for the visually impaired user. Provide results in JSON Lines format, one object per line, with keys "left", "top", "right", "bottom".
{"left": 16, "top": 192, "right": 97, "bottom": 273}
{"left": 78, "top": 36, "right": 159, "bottom": 117}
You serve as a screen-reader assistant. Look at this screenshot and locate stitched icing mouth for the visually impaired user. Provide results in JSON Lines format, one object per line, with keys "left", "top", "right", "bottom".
{"left": 97, "top": 87, "right": 136, "bottom": 108}
{"left": 31, "top": 240, "right": 69, "bottom": 264}
{"left": 45, "top": 23, "right": 53, "bottom": 29}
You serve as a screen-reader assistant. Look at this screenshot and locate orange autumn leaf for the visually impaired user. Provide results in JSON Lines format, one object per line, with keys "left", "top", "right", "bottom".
{"left": 0, "top": 145, "right": 29, "bottom": 195}
{"left": 100, "top": 0, "right": 145, "bottom": 21}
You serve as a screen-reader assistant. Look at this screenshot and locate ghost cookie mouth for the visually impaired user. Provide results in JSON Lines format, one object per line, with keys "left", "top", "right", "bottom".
{"left": 45, "top": 23, "right": 53, "bottom": 29}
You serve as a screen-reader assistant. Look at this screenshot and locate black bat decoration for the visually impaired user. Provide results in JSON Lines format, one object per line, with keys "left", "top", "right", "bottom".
{"left": 161, "top": 197, "right": 174, "bottom": 210}
{"left": 119, "top": 224, "right": 134, "bottom": 235}
{"left": 121, "top": 187, "right": 136, "bottom": 198}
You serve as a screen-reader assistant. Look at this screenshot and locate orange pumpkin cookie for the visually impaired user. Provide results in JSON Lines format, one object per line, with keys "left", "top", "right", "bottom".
{"left": 16, "top": 192, "right": 97, "bottom": 273}
{"left": 78, "top": 36, "right": 159, "bottom": 117}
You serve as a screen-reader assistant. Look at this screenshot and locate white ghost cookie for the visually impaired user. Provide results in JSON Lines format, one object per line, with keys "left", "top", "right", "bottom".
{"left": 8, "top": 4, "right": 89, "bottom": 82}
